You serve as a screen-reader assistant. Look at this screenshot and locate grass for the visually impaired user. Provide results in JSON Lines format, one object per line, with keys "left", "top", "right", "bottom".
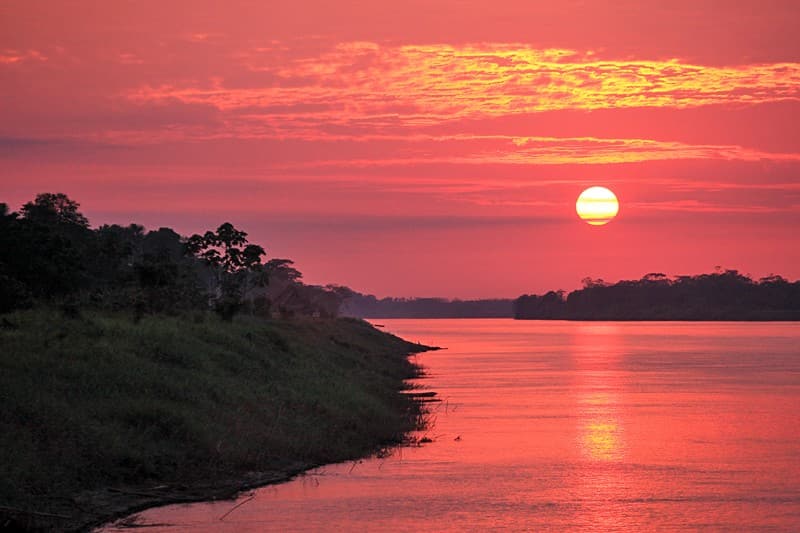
{"left": 0, "top": 309, "right": 427, "bottom": 528}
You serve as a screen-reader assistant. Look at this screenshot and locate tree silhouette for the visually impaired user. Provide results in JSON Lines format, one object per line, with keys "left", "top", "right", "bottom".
{"left": 1, "top": 193, "right": 354, "bottom": 319}
{"left": 20, "top": 193, "right": 89, "bottom": 228}
{"left": 5, "top": 193, "right": 92, "bottom": 299}
{"left": 186, "top": 223, "right": 267, "bottom": 320}
{"left": 515, "top": 270, "right": 800, "bottom": 320}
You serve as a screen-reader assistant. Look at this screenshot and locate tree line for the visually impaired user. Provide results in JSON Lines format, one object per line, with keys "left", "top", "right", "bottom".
{"left": 0, "top": 193, "right": 349, "bottom": 319}
{"left": 341, "top": 293, "right": 513, "bottom": 318}
{"left": 514, "top": 270, "right": 800, "bottom": 320}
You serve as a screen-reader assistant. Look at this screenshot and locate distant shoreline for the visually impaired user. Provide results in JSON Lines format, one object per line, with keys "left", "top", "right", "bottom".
{"left": 362, "top": 316, "right": 799, "bottom": 321}
{"left": 514, "top": 271, "right": 799, "bottom": 321}
{"left": 514, "top": 316, "right": 800, "bottom": 322}
{"left": 345, "top": 271, "right": 800, "bottom": 322}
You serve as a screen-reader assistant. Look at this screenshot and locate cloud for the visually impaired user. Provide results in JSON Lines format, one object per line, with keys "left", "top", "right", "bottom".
{"left": 0, "top": 48, "right": 46, "bottom": 64}
{"left": 0, "top": 136, "right": 130, "bottom": 157}
{"left": 627, "top": 200, "right": 794, "bottom": 214}
{"left": 272, "top": 136, "right": 800, "bottom": 169}
{"left": 127, "top": 42, "right": 800, "bottom": 133}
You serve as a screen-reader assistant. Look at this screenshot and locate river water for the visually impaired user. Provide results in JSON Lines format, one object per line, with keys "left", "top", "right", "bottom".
{"left": 103, "top": 319, "right": 800, "bottom": 531}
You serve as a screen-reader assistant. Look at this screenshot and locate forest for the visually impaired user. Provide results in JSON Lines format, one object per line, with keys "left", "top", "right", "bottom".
{"left": 0, "top": 193, "right": 350, "bottom": 319}
{"left": 341, "top": 293, "right": 513, "bottom": 318}
{"left": 514, "top": 271, "right": 800, "bottom": 320}
{"left": 0, "top": 194, "right": 430, "bottom": 530}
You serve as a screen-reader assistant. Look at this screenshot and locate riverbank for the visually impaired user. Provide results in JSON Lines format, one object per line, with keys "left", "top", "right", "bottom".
{"left": 0, "top": 309, "right": 433, "bottom": 531}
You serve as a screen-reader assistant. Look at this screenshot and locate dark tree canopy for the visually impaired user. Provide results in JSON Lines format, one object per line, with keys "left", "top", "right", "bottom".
{"left": 186, "top": 223, "right": 265, "bottom": 274}
{"left": 185, "top": 223, "right": 271, "bottom": 320}
{"left": 20, "top": 193, "right": 89, "bottom": 228}
{"left": 1, "top": 195, "right": 356, "bottom": 319}
{"left": 340, "top": 293, "right": 514, "bottom": 318}
{"left": 265, "top": 258, "right": 303, "bottom": 283}
{"left": 514, "top": 270, "right": 800, "bottom": 321}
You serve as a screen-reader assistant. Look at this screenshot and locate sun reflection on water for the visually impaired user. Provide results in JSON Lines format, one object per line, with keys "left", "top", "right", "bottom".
{"left": 581, "top": 416, "right": 623, "bottom": 462}
{"left": 573, "top": 325, "right": 626, "bottom": 463}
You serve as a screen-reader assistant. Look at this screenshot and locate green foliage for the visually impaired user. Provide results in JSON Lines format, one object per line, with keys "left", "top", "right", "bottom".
{"left": 0, "top": 309, "right": 424, "bottom": 515}
{"left": 0, "top": 194, "right": 420, "bottom": 528}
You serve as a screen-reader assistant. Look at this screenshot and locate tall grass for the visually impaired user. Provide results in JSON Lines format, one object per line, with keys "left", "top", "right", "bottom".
{"left": 0, "top": 310, "right": 424, "bottom": 514}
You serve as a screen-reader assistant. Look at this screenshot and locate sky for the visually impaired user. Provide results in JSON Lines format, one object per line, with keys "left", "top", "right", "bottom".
{"left": 1, "top": 1, "right": 799, "bottom": 298}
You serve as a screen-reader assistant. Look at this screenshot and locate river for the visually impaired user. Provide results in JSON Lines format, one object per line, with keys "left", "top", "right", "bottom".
{"left": 101, "top": 319, "right": 800, "bottom": 531}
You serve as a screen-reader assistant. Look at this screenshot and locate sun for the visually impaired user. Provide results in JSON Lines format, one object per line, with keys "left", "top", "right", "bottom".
{"left": 576, "top": 186, "right": 619, "bottom": 226}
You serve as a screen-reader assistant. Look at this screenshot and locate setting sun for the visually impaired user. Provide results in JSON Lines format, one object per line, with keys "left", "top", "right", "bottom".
{"left": 576, "top": 186, "right": 619, "bottom": 226}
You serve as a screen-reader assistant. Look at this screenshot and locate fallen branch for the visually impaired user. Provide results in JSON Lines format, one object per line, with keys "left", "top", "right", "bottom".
{"left": 218, "top": 494, "right": 255, "bottom": 521}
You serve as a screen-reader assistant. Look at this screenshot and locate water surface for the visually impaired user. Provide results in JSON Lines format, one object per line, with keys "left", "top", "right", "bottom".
{"left": 104, "top": 319, "right": 800, "bottom": 531}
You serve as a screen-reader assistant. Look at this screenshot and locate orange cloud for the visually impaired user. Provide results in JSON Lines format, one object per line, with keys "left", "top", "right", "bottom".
{"left": 128, "top": 42, "right": 800, "bottom": 129}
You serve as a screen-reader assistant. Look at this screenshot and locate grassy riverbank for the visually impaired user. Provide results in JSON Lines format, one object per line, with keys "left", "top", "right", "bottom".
{"left": 0, "top": 310, "right": 430, "bottom": 530}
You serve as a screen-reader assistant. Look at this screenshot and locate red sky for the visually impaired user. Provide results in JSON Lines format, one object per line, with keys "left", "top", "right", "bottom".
{"left": 2, "top": 1, "right": 799, "bottom": 298}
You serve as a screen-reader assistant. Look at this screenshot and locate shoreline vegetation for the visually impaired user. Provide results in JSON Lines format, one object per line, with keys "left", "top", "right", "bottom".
{"left": 343, "top": 272, "right": 800, "bottom": 322}
{"left": 0, "top": 309, "right": 434, "bottom": 531}
{"left": 341, "top": 295, "right": 514, "bottom": 319}
{"left": 338, "top": 272, "right": 799, "bottom": 321}
{"left": 0, "top": 193, "right": 436, "bottom": 531}
{"left": 514, "top": 271, "right": 800, "bottom": 321}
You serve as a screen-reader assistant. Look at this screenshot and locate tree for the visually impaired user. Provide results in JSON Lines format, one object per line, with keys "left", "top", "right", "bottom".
{"left": 5, "top": 193, "right": 92, "bottom": 299}
{"left": 264, "top": 258, "right": 302, "bottom": 283}
{"left": 581, "top": 277, "right": 607, "bottom": 288}
{"left": 185, "top": 223, "right": 267, "bottom": 320}
{"left": 20, "top": 193, "right": 89, "bottom": 228}
{"left": 93, "top": 224, "right": 145, "bottom": 284}
{"left": 0, "top": 204, "right": 32, "bottom": 312}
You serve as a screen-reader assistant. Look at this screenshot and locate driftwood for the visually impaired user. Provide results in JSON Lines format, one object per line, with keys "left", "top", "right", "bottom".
{"left": 218, "top": 494, "right": 255, "bottom": 521}
{"left": 400, "top": 391, "right": 437, "bottom": 398}
{"left": 401, "top": 390, "right": 441, "bottom": 403}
